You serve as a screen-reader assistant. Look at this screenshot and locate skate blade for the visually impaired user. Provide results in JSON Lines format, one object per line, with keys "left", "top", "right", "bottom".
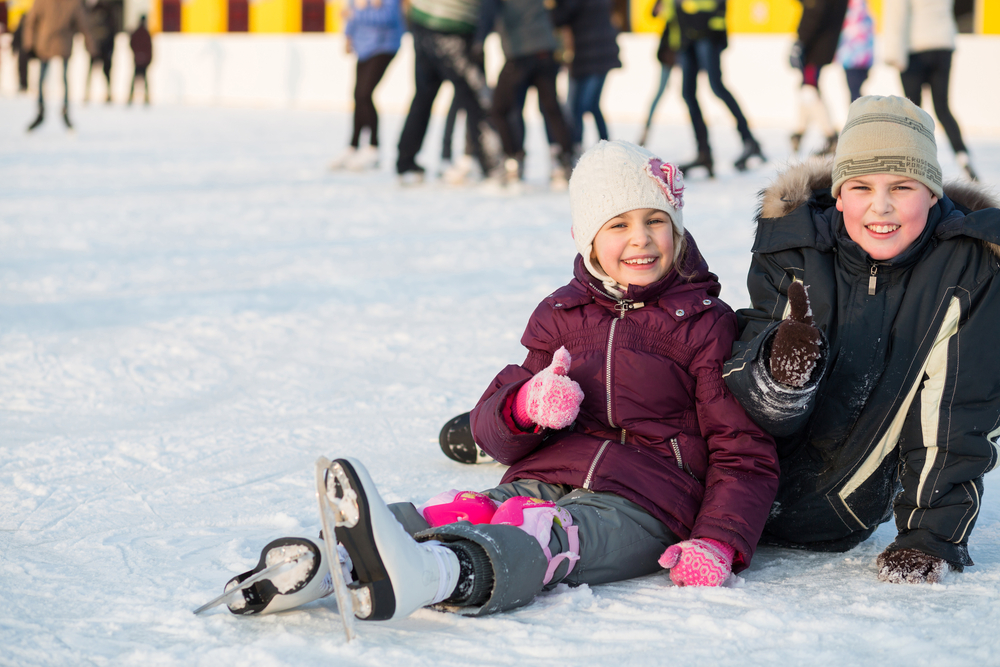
{"left": 192, "top": 555, "right": 304, "bottom": 615}
{"left": 316, "top": 456, "right": 360, "bottom": 641}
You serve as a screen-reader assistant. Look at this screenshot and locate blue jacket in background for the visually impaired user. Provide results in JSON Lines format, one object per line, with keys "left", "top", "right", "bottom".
{"left": 345, "top": 0, "right": 405, "bottom": 62}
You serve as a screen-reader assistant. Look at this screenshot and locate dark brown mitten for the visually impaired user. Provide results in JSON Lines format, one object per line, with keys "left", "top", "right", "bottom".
{"left": 876, "top": 548, "right": 959, "bottom": 584}
{"left": 769, "top": 281, "right": 822, "bottom": 387}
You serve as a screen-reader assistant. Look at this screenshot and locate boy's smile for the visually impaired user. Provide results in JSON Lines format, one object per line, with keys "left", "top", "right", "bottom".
{"left": 836, "top": 174, "right": 939, "bottom": 261}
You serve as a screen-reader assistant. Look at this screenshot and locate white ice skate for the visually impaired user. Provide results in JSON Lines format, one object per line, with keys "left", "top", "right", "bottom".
{"left": 193, "top": 537, "right": 338, "bottom": 617}
{"left": 329, "top": 146, "right": 357, "bottom": 171}
{"left": 317, "top": 457, "right": 460, "bottom": 623}
{"left": 442, "top": 154, "right": 475, "bottom": 185}
{"left": 348, "top": 145, "right": 379, "bottom": 171}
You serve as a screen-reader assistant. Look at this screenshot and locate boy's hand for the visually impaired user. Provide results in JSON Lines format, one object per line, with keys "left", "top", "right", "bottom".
{"left": 876, "top": 548, "right": 959, "bottom": 584}
{"left": 513, "top": 347, "right": 584, "bottom": 430}
{"left": 659, "top": 538, "right": 735, "bottom": 587}
{"left": 770, "top": 281, "right": 822, "bottom": 387}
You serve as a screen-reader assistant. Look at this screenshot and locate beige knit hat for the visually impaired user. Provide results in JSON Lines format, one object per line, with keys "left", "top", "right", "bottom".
{"left": 569, "top": 140, "right": 685, "bottom": 290}
{"left": 832, "top": 95, "right": 943, "bottom": 198}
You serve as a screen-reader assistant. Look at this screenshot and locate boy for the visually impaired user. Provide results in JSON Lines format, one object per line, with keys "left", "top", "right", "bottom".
{"left": 723, "top": 95, "right": 1000, "bottom": 584}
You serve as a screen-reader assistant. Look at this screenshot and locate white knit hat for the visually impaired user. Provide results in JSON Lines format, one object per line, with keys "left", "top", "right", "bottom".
{"left": 568, "top": 140, "right": 685, "bottom": 290}
{"left": 832, "top": 95, "right": 943, "bottom": 198}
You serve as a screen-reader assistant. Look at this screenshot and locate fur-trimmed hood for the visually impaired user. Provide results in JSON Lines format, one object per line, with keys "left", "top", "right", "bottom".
{"left": 757, "top": 157, "right": 1000, "bottom": 258}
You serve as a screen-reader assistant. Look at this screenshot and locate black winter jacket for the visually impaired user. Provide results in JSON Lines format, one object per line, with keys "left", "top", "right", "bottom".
{"left": 723, "top": 159, "right": 1000, "bottom": 566}
{"left": 551, "top": 0, "right": 621, "bottom": 78}
{"left": 796, "top": 0, "right": 849, "bottom": 68}
{"left": 477, "top": 0, "right": 557, "bottom": 59}
{"left": 674, "top": 0, "right": 727, "bottom": 51}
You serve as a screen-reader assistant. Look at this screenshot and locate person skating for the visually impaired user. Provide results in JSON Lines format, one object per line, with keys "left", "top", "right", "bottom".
{"left": 673, "top": 0, "right": 764, "bottom": 175}
{"left": 128, "top": 15, "right": 152, "bottom": 105}
{"left": 551, "top": 0, "right": 621, "bottom": 156}
{"left": 882, "top": 0, "right": 979, "bottom": 181}
{"left": 787, "top": 0, "right": 848, "bottom": 156}
{"left": 21, "top": 0, "right": 94, "bottom": 131}
{"left": 329, "top": 0, "right": 404, "bottom": 172}
{"left": 477, "top": 0, "right": 576, "bottom": 188}
{"left": 394, "top": 0, "right": 501, "bottom": 185}
{"left": 83, "top": 0, "right": 115, "bottom": 104}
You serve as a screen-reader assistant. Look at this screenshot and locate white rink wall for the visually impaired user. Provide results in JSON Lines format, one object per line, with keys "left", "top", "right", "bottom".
{"left": 2, "top": 31, "right": 999, "bottom": 134}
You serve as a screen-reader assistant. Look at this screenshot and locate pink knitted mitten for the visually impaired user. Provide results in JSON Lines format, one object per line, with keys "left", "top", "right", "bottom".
{"left": 513, "top": 346, "right": 584, "bottom": 430}
{"left": 658, "top": 538, "right": 736, "bottom": 587}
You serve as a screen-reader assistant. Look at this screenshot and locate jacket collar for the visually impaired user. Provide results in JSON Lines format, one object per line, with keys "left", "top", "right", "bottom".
{"left": 554, "top": 235, "right": 723, "bottom": 320}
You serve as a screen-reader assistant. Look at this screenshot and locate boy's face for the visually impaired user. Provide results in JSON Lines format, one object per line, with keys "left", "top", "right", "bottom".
{"left": 836, "top": 174, "right": 939, "bottom": 261}
{"left": 591, "top": 208, "right": 675, "bottom": 288}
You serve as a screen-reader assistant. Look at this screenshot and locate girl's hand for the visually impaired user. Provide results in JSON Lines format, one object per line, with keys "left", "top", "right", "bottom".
{"left": 658, "top": 538, "right": 735, "bottom": 587}
{"left": 513, "top": 347, "right": 584, "bottom": 430}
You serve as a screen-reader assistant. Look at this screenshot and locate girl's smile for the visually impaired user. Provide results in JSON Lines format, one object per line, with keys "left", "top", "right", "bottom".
{"left": 591, "top": 208, "right": 675, "bottom": 288}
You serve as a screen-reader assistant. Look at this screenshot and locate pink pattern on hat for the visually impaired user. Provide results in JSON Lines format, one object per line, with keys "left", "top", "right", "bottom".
{"left": 646, "top": 158, "right": 685, "bottom": 211}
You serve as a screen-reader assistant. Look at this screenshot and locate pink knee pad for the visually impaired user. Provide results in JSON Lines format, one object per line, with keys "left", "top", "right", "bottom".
{"left": 419, "top": 489, "right": 499, "bottom": 527}
{"left": 490, "top": 496, "right": 580, "bottom": 584}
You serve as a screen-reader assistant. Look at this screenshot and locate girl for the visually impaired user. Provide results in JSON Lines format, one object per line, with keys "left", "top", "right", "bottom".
{"left": 220, "top": 140, "right": 779, "bottom": 619}
{"left": 329, "top": 0, "right": 404, "bottom": 171}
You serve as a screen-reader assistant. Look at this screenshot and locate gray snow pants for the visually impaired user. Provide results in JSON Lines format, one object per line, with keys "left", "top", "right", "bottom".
{"left": 389, "top": 481, "right": 678, "bottom": 616}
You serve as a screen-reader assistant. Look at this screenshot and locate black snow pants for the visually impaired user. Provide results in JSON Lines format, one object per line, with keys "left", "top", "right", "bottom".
{"left": 395, "top": 22, "right": 499, "bottom": 175}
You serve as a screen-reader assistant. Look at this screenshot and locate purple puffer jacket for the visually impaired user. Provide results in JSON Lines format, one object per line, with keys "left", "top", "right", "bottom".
{"left": 470, "top": 236, "right": 779, "bottom": 570}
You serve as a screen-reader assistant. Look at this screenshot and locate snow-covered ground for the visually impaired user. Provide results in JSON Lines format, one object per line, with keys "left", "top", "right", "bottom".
{"left": 3, "top": 95, "right": 1000, "bottom": 667}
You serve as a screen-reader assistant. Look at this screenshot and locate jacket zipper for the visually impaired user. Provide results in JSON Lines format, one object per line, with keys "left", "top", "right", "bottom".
{"left": 670, "top": 437, "right": 684, "bottom": 470}
{"left": 605, "top": 317, "right": 620, "bottom": 428}
{"left": 605, "top": 299, "right": 644, "bottom": 429}
{"left": 583, "top": 440, "right": 611, "bottom": 489}
{"left": 594, "top": 292, "right": 644, "bottom": 488}
{"left": 868, "top": 264, "right": 878, "bottom": 296}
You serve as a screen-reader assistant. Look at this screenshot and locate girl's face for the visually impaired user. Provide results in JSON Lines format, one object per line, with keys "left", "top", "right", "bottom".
{"left": 836, "top": 174, "right": 938, "bottom": 261}
{"left": 592, "top": 208, "right": 675, "bottom": 288}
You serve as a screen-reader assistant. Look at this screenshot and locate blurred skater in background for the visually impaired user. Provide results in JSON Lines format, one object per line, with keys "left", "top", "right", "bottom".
{"left": 330, "top": 0, "right": 405, "bottom": 172}
{"left": 638, "top": 0, "right": 679, "bottom": 148}
{"left": 22, "top": 0, "right": 94, "bottom": 131}
{"left": 83, "top": 0, "right": 115, "bottom": 104}
{"left": 395, "top": 0, "right": 501, "bottom": 184}
{"left": 673, "top": 0, "right": 764, "bottom": 176}
{"left": 883, "top": 0, "right": 978, "bottom": 181}
{"left": 128, "top": 14, "right": 152, "bottom": 105}
{"left": 834, "top": 0, "right": 873, "bottom": 103}
{"left": 11, "top": 20, "right": 34, "bottom": 93}
{"left": 478, "top": 0, "right": 575, "bottom": 188}
{"left": 788, "top": 0, "right": 847, "bottom": 157}
{"left": 551, "top": 0, "right": 621, "bottom": 155}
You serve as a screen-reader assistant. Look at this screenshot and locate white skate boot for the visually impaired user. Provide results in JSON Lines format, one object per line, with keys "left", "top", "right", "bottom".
{"left": 319, "top": 457, "right": 461, "bottom": 621}
{"left": 221, "top": 537, "right": 340, "bottom": 615}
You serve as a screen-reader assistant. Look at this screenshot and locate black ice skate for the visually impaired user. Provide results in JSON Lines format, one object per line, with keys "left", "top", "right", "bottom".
{"left": 734, "top": 137, "right": 766, "bottom": 172}
{"left": 439, "top": 412, "right": 493, "bottom": 464}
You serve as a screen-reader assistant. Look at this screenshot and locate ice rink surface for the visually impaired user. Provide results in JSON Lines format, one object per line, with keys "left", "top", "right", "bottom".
{"left": 3, "top": 95, "right": 1000, "bottom": 666}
